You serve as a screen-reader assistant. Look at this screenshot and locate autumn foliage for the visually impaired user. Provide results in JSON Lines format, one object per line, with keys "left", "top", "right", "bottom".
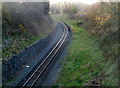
{"left": 82, "top": 2, "right": 118, "bottom": 60}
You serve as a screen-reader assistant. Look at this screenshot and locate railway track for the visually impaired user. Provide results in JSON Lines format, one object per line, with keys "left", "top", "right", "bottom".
{"left": 16, "top": 22, "right": 69, "bottom": 87}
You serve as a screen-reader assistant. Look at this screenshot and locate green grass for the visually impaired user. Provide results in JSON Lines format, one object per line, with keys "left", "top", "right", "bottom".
{"left": 51, "top": 14, "right": 118, "bottom": 86}
{"left": 2, "top": 32, "right": 40, "bottom": 59}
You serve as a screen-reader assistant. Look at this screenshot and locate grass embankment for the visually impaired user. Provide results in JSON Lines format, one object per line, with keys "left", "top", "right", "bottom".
{"left": 2, "top": 23, "right": 54, "bottom": 60}
{"left": 51, "top": 14, "right": 118, "bottom": 86}
{"left": 2, "top": 25, "right": 54, "bottom": 59}
{"left": 2, "top": 32, "right": 40, "bottom": 59}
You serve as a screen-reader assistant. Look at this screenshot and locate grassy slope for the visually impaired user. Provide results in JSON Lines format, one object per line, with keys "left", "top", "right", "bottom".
{"left": 2, "top": 32, "right": 40, "bottom": 59}
{"left": 51, "top": 14, "right": 118, "bottom": 86}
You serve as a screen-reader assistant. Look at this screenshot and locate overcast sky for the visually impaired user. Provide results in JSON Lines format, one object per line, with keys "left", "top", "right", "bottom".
{"left": 1, "top": 0, "right": 118, "bottom": 4}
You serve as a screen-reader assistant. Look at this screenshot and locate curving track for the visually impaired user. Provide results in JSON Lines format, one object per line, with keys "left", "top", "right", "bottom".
{"left": 16, "top": 21, "right": 70, "bottom": 87}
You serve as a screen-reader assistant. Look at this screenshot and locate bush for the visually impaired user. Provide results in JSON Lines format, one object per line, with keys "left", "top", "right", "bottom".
{"left": 82, "top": 2, "right": 118, "bottom": 60}
{"left": 2, "top": 2, "right": 53, "bottom": 36}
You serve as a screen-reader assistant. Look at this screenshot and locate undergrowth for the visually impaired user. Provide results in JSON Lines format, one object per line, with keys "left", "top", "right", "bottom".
{"left": 2, "top": 32, "right": 40, "bottom": 59}
{"left": 51, "top": 14, "right": 118, "bottom": 86}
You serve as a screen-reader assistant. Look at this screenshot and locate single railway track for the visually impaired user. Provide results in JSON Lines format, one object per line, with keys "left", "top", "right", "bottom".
{"left": 17, "top": 22, "right": 69, "bottom": 87}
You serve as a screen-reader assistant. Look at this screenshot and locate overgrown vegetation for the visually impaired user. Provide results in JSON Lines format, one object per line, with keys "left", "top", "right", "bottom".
{"left": 2, "top": 2, "right": 54, "bottom": 59}
{"left": 50, "top": 1, "right": 118, "bottom": 86}
{"left": 2, "top": 2, "right": 53, "bottom": 36}
{"left": 83, "top": 2, "right": 118, "bottom": 61}
{"left": 2, "top": 32, "right": 39, "bottom": 59}
{"left": 51, "top": 14, "right": 118, "bottom": 86}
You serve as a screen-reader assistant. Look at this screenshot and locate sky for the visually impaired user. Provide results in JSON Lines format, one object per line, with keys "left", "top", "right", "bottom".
{"left": 50, "top": 0, "right": 100, "bottom": 5}
{"left": 2, "top": 0, "right": 117, "bottom": 4}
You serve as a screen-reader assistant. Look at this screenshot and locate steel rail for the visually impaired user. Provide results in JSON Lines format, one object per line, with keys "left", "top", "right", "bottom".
{"left": 21, "top": 22, "right": 68, "bottom": 87}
